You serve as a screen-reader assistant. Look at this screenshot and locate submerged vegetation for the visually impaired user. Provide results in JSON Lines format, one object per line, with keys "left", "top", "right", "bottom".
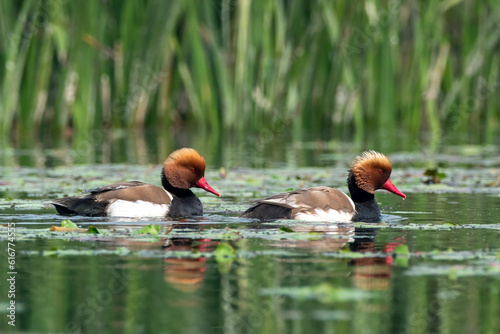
{"left": 1, "top": 0, "right": 499, "bottom": 144}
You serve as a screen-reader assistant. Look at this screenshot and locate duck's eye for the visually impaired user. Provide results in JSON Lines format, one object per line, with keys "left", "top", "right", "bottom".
{"left": 378, "top": 169, "right": 383, "bottom": 174}
{"left": 190, "top": 167, "right": 196, "bottom": 172}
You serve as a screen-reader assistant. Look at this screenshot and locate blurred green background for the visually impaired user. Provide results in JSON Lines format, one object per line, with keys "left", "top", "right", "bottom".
{"left": 0, "top": 0, "right": 499, "bottom": 166}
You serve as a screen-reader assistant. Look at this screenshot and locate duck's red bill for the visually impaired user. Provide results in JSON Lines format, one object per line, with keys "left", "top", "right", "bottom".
{"left": 383, "top": 178, "right": 406, "bottom": 199}
{"left": 196, "top": 177, "right": 220, "bottom": 197}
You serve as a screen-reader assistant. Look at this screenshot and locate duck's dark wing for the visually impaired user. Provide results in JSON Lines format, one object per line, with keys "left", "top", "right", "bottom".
{"left": 51, "top": 195, "right": 109, "bottom": 217}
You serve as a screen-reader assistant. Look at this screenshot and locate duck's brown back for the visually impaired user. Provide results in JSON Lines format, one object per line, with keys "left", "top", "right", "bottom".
{"left": 241, "top": 186, "right": 356, "bottom": 221}
{"left": 52, "top": 182, "right": 172, "bottom": 216}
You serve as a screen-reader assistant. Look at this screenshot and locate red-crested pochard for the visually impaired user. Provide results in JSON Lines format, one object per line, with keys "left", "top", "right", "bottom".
{"left": 51, "top": 148, "right": 220, "bottom": 217}
{"left": 241, "top": 151, "right": 405, "bottom": 222}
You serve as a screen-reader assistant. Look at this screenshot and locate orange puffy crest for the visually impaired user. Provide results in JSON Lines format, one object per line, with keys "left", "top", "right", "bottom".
{"left": 352, "top": 151, "right": 392, "bottom": 173}
{"left": 163, "top": 148, "right": 207, "bottom": 189}
{"left": 164, "top": 148, "right": 206, "bottom": 173}
{"left": 350, "top": 151, "right": 393, "bottom": 193}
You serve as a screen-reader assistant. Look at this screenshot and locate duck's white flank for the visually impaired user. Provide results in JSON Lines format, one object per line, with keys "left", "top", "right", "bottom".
{"left": 293, "top": 190, "right": 356, "bottom": 222}
{"left": 294, "top": 208, "right": 354, "bottom": 222}
{"left": 106, "top": 200, "right": 170, "bottom": 217}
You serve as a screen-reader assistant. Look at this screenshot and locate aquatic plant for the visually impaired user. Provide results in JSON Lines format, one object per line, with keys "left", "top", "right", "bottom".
{"left": 0, "top": 0, "right": 499, "bottom": 144}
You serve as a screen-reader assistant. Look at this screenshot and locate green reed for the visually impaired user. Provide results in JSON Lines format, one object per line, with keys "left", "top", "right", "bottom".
{"left": 0, "top": 0, "right": 499, "bottom": 143}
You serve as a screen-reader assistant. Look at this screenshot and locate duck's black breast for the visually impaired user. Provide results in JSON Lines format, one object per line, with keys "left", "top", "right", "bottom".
{"left": 168, "top": 192, "right": 203, "bottom": 217}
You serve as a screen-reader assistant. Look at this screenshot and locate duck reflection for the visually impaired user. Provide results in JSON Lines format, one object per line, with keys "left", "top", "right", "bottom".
{"left": 267, "top": 223, "right": 405, "bottom": 294}
{"left": 348, "top": 228, "right": 404, "bottom": 293}
{"left": 101, "top": 223, "right": 218, "bottom": 293}
{"left": 104, "top": 220, "right": 404, "bottom": 297}
{"left": 162, "top": 237, "right": 219, "bottom": 293}
{"left": 269, "top": 223, "right": 355, "bottom": 251}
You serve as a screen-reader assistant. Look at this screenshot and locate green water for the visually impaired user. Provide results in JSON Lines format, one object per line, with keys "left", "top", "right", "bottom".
{"left": 1, "top": 140, "right": 500, "bottom": 334}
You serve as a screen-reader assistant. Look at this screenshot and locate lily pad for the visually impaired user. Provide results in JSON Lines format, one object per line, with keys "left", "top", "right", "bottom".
{"left": 87, "top": 226, "right": 100, "bottom": 234}
{"left": 133, "top": 224, "right": 161, "bottom": 235}
{"left": 424, "top": 168, "right": 447, "bottom": 184}
{"left": 214, "top": 243, "right": 237, "bottom": 263}
{"left": 393, "top": 244, "right": 410, "bottom": 256}
{"left": 61, "top": 219, "right": 78, "bottom": 228}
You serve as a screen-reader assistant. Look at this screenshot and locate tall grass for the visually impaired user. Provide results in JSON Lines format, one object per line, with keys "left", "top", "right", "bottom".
{"left": 0, "top": 0, "right": 499, "bottom": 143}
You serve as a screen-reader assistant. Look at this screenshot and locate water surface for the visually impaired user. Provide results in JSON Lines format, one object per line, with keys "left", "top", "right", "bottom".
{"left": 1, "top": 145, "right": 499, "bottom": 334}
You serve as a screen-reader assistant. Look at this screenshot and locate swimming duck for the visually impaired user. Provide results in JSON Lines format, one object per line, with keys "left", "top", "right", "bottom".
{"left": 241, "top": 151, "right": 405, "bottom": 222}
{"left": 51, "top": 148, "right": 220, "bottom": 217}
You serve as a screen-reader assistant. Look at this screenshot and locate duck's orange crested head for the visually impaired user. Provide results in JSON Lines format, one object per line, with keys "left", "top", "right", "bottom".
{"left": 350, "top": 151, "right": 405, "bottom": 199}
{"left": 163, "top": 148, "right": 220, "bottom": 196}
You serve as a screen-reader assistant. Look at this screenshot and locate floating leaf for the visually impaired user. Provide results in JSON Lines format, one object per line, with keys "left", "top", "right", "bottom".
{"left": 214, "top": 243, "right": 236, "bottom": 263}
{"left": 279, "top": 227, "right": 294, "bottom": 233}
{"left": 50, "top": 226, "right": 86, "bottom": 232}
{"left": 87, "top": 226, "right": 100, "bottom": 234}
{"left": 307, "top": 232, "right": 324, "bottom": 240}
{"left": 245, "top": 178, "right": 261, "bottom": 186}
{"left": 61, "top": 219, "right": 78, "bottom": 228}
{"left": 222, "top": 231, "right": 241, "bottom": 240}
{"left": 219, "top": 167, "right": 228, "bottom": 179}
{"left": 423, "top": 168, "right": 446, "bottom": 184}
{"left": 222, "top": 227, "right": 241, "bottom": 240}
{"left": 115, "top": 247, "right": 131, "bottom": 256}
{"left": 393, "top": 244, "right": 410, "bottom": 256}
{"left": 133, "top": 225, "right": 160, "bottom": 235}
{"left": 448, "top": 269, "right": 458, "bottom": 281}
{"left": 424, "top": 169, "right": 436, "bottom": 176}
{"left": 393, "top": 244, "right": 410, "bottom": 267}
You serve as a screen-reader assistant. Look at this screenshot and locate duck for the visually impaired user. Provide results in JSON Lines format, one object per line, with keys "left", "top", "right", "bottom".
{"left": 51, "top": 148, "right": 220, "bottom": 217}
{"left": 240, "top": 151, "right": 405, "bottom": 222}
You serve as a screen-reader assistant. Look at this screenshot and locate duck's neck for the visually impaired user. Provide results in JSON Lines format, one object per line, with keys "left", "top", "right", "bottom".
{"left": 161, "top": 170, "right": 195, "bottom": 198}
{"left": 161, "top": 170, "right": 203, "bottom": 217}
{"left": 347, "top": 172, "right": 381, "bottom": 222}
